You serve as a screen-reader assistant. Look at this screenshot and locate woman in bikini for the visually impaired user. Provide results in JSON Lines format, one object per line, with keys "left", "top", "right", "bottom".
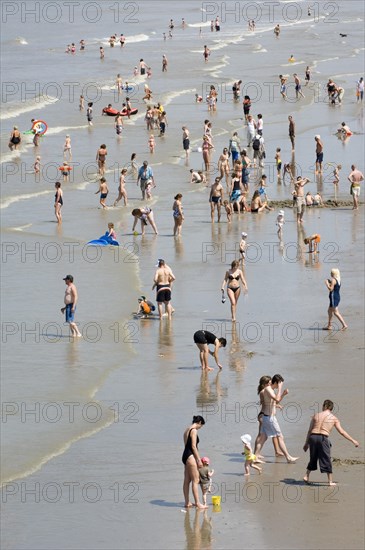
{"left": 182, "top": 416, "right": 207, "bottom": 509}
{"left": 221, "top": 260, "right": 248, "bottom": 322}
{"left": 202, "top": 135, "right": 214, "bottom": 172}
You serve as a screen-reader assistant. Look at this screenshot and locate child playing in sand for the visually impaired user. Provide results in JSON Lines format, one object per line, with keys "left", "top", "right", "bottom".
{"left": 283, "top": 163, "right": 294, "bottom": 183}
{"left": 137, "top": 296, "right": 156, "bottom": 316}
{"left": 34, "top": 156, "right": 41, "bottom": 174}
{"left": 275, "top": 148, "right": 282, "bottom": 179}
{"left": 223, "top": 200, "right": 232, "bottom": 222}
{"left": 148, "top": 134, "right": 155, "bottom": 153}
{"left": 333, "top": 164, "right": 341, "bottom": 186}
{"left": 107, "top": 222, "right": 117, "bottom": 240}
{"left": 199, "top": 457, "right": 214, "bottom": 505}
{"left": 241, "top": 434, "right": 264, "bottom": 475}
{"left": 304, "top": 234, "right": 321, "bottom": 253}
{"left": 276, "top": 209, "right": 285, "bottom": 240}
{"left": 145, "top": 179, "right": 155, "bottom": 200}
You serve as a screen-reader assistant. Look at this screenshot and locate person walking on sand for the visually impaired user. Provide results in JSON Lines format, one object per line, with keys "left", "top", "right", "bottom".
{"left": 348, "top": 164, "right": 364, "bottom": 210}
{"left": 323, "top": 268, "right": 348, "bottom": 330}
{"left": 294, "top": 176, "right": 310, "bottom": 223}
{"left": 303, "top": 400, "right": 359, "bottom": 486}
{"left": 61, "top": 275, "right": 82, "bottom": 338}
{"left": 152, "top": 259, "right": 175, "bottom": 320}
{"left": 254, "top": 375, "right": 299, "bottom": 463}
{"left": 315, "top": 135, "right": 323, "bottom": 174}
{"left": 193, "top": 331, "right": 227, "bottom": 371}
{"left": 114, "top": 169, "right": 128, "bottom": 206}
{"left": 288, "top": 115, "right": 295, "bottom": 151}
{"left": 221, "top": 260, "right": 248, "bottom": 322}
{"left": 182, "top": 416, "right": 208, "bottom": 509}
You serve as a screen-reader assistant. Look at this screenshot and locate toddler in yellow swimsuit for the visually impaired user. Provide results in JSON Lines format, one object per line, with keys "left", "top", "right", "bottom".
{"left": 241, "top": 434, "right": 264, "bottom": 475}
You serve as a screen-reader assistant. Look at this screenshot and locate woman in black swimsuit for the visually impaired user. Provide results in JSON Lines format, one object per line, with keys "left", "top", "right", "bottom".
{"left": 8, "top": 126, "right": 21, "bottom": 150}
{"left": 182, "top": 415, "right": 207, "bottom": 509}
{"left": 193, "top": 330, "right": 227, "bottom": 370}
{"left": 54, "top": 182, "right": 63, "bottom": 224}
{"left": 221, "top": 260, "right": 248, "bottom": 321}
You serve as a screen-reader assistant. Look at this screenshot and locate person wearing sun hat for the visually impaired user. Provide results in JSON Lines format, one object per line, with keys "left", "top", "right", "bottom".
{"left": 239, "top": 232, "right": 248, "bottom": 264}
{"left": 61, "top": 275, "right": 82, "bottom": 337}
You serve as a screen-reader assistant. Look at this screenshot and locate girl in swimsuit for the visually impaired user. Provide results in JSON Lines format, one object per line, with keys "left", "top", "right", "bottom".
{"left": 221, "top": 260, "right": 248, "bottom": 322}
{"left": 182, "top": 417, "right": 207, "bottom": 509}
{"left": 172, "top": 194, "right": 184, "bottom": 236}
{"left": 324, "top": 268, "right": 347, "bottom": 330}
{"left": 54, "top": 182, "right": 63, "bottom": 224}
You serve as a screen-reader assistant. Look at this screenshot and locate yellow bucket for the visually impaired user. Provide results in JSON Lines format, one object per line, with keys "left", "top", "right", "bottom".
{"left": 212, "top": 495, "right": 221, "bottom": 506}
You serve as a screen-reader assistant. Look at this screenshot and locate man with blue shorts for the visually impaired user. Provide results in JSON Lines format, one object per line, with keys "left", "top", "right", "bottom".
{"left": 61, "top": 275, "right": 82, "bottom": 337}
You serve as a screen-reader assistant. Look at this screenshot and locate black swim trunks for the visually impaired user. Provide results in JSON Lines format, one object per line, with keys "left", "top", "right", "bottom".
{"left": 156, "top": 285, "right": 171, "bottom": 302}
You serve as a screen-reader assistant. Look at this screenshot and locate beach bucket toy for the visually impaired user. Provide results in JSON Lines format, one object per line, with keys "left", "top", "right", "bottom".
{"left": 212, "top": 495, "right": 221, "bottom": 506}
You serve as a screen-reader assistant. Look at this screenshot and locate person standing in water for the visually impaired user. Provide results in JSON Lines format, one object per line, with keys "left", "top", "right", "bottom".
{"left": 182, "top": 126, "right": 190, "bottom": 159}
{"left": 348, "top": 164, "right": 364, "bottom": 210}
{"left": 114, "top": 169, "right": 128, "bottom": 207}
{"left": 221, "top": 260, "right": 248, "bottom": 322}
{"left": 323, "top": 268, "right": 347, "bottom": 330}
{"left": 61, "top": 275, "right": 82, "bottom": 338}
{"left": 182, "top": 416, "right": 207, "bottom": 509}
{"left": 152, "top": 259, "right": 175, "bottom": 320}
{"left": 8, "top": 126, "right": 21, "bottom": 150}
{"left": 315, "top": 135, "right": 324, "bottom": 174}
{"left": 54, "top": 182, "right": 63, "bottom": 224}
{"left": 288, "top": 115, "right": 295, "bottom": 151}
{"left": 303, "top": 400, "right": 359, "bottom": 486}
{"left": 193, "top": 331, "right": 226, "bottom": 370}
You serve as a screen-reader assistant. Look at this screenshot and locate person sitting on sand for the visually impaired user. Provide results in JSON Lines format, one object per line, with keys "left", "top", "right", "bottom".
{"left": 305, "top": 192, "right": 314, "bottom": 207}
{"left": 250, "top": 190, "right": 271, "bottom": 212}
{"left": 313, "top": 192, "right": 323, "bottom": 206}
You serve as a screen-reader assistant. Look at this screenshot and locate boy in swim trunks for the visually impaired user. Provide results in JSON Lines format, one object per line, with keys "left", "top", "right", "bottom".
{"left": 95, "top": 177, "right": 109, "bottom": 209}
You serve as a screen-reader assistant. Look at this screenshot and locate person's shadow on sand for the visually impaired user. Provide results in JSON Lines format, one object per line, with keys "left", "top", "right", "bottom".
{"left": 150, "top": 499, "right": 184, "bottom": 507}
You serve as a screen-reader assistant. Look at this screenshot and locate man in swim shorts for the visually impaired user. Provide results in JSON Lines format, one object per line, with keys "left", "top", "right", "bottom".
{"left": 209, "top": 177, "right": 224, "bottom": 222}
{"left": 61, "top": 275, "right": 82, "bottom": 338}
{"left": 294, "top": 176, "right": 310, "bottom": 223}
{"left": 315, "top": 135, "right": 324, "bottom": 174}
{"left": 348, "top": 164, "right": 364, "bottom": 210}
{"left": 152, "top": 259, "right": 176, "bottom": 320}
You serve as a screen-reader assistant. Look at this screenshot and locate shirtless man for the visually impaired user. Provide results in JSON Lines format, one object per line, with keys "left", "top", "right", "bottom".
{"left": 288, "top": 115, "right": 295, "bottom": 151}
{"left": 114, "top": 169, "right": 128, "bottom": 206}
{"left": 61, "top": 275, "right": 82, "bottom": 337}
{"left": 293, "top": 74, "right": 305, "bottom": 99}
{"left": 95, "top": 177, "right": 109, "bottom": 208}
{"left": 315, "top": 135, "right": 324, "bottom": 174}
{"left": 152, "top": 259, "right": 176, "bottom": 320}
{"left": 348, "top": 164, "right": 364, "bottom": 210}
{"left": 294, "top": 176, "right": 310, "bottom": 223}
{"left": 209, "top": 177, "right": 224, "bottom": 222}
{"left": 255, "top": 375, "right": 299, "bottom": 463}
{"left": 303, "top": 399, "right": 359, "bottom": 486}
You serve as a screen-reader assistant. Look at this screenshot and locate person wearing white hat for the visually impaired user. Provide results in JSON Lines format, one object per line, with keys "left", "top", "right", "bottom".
{"left": 241, "top": 434, "right": 264, "bottom": 475}
{"left": 239, "top": 232, "right": 247, "bottom": 265}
